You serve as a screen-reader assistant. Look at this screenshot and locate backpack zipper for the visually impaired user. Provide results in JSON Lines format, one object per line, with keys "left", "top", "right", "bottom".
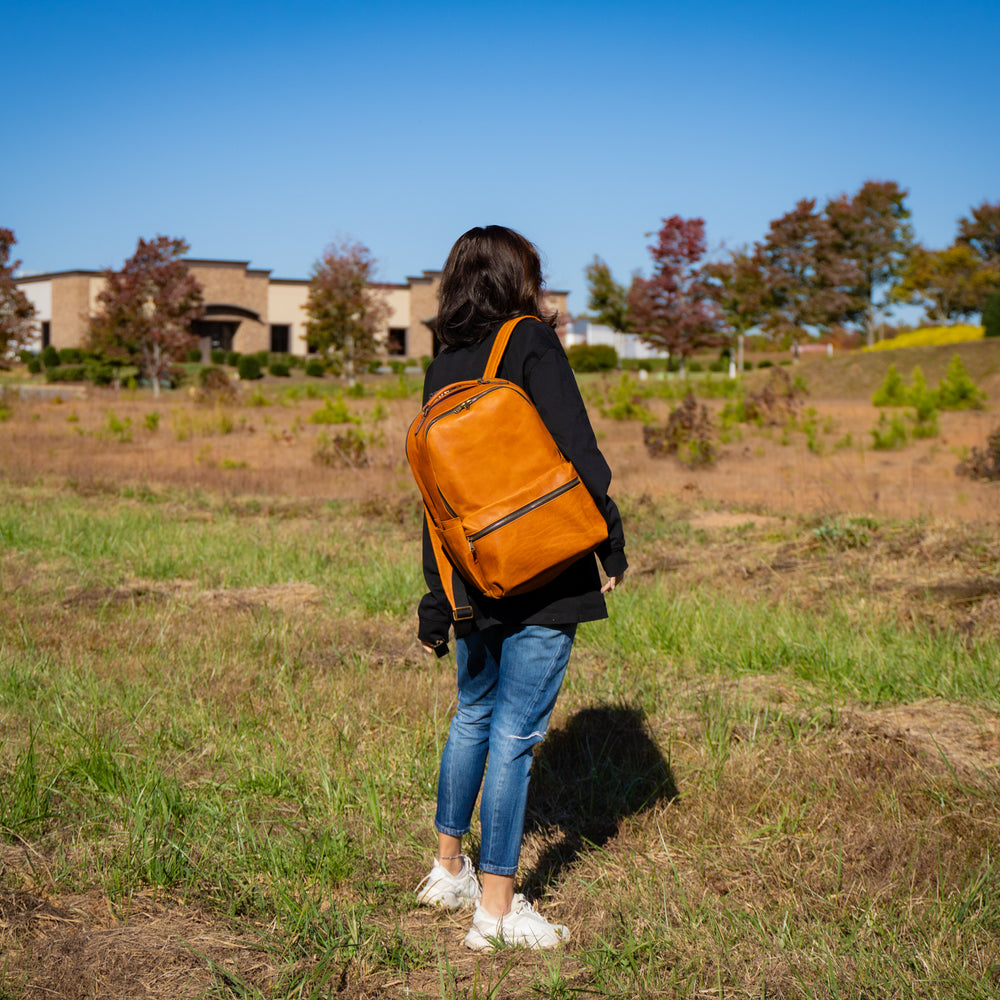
{"left": 467, "top": 477, "right": 583, "bottom": 555}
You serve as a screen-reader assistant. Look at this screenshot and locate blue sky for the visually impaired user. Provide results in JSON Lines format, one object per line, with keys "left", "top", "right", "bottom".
{"left": 5, "top": 0, "right": 998, "bottom": 314}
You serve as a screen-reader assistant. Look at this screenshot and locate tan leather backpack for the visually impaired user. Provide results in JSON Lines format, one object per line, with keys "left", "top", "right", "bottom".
{"left": 406, "top": 315, "right": 608, "bottom": 622}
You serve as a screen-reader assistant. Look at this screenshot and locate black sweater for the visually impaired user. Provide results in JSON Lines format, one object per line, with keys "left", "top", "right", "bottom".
{"left": 416, "top": 317, "right": 628, "bottom": 651}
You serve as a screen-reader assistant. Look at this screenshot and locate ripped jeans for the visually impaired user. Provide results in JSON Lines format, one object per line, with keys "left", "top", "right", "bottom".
{"left": 434, "top": 623, "right": 576, "bottom": 876}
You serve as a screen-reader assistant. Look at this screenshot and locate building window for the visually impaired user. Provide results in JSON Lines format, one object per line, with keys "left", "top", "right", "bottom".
{"left": 386, "top": 328, "right": 407, "bottom": 356}
{"left": 270, "top": 325, "right": 291, "bottom": 354}
{"left": 41, "top": 321, "right": 51, "bottom": 349}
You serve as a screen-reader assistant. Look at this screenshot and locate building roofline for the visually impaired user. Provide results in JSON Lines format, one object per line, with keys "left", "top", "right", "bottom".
{"left": 14, "top": 269, "right": 102, "bottom": 283}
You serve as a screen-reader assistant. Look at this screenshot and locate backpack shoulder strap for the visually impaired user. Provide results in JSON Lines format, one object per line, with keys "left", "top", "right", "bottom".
{"left": 483, "top": 315, "right": 539, "bottom": 380}
{"left": 425, "top": 506, "right": 474, "bottom": 623}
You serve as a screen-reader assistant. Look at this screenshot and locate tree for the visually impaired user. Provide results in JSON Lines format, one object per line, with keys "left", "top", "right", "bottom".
{"left": 825, "top": 180, "right": 915, "bottom": 346}
{"left": 758, "top": 199, "right": 859, "bottom": 345}
{"left": 702, "top": 245, "right": 773, "bottom": 370}
{"left": 0, "top": 228, "right": 37, "bottom": 364}
{"left": 889, "top": 244, "right": 1000, "bottom": 323}
{"left": 627, "top": 216, "right": 723, "bottom": 365}
{"left": 87, "top": 236, "right": 204, "bottom": 397}
{"left": 305, "top": 239, "right": 389, "bottom": 379}
{"left": 956, "top": 200, "right": 1000, "bottom": 268}
{"left": 585, "top": 256, "right": 632, "bottom": 333}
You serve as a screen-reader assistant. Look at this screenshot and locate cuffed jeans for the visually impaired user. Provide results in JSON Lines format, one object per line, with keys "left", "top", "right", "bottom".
{"left": 434, "top": 623, "right": 576, "bottom": 876}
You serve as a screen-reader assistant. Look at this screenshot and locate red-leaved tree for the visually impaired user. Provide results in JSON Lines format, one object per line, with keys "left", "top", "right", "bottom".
{"left": 956, "top": 200, "right": 1000, "bottom": 269}
{"left": 88, "top": 236, "right": 204, "bottom": 396}
{"left": 758, "top": 199, "right": 860, "bottom": 345}
{"left": 1, "top": 228, "right": 37, "bottom": 365}
{"left": 627, "top": 216, "right": 723, "bottom": 366}
{"left": 702, "top": 244, "right": 773, "bottom": 367}
{"left": 305, "top": 239, "right": 389, "bottom": 379}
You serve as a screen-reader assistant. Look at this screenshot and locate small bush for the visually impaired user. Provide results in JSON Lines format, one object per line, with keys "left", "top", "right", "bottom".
{"left": 313, "top": 426, "right": 382, "bottom": 467}
{"left": 757, "top": 359, "right": 774, "bottom": 369}
{"left": 185, "top": 347, "right": 203, "bottom": 363}
{"left": 268, "top": 361, "right": 291, "bottom": 377}
{"left": 983, "top": 291, "right": 1000, "bottom": 339}
{"left": 389, "top": 360, "right": 406, "bottom": 375}
{"left": 707, "top": 358, "right": 728, "bottom": 373}
{"left": 957, "top": 425, "right": 1000, "bottom": 480}
{"left": 26, "top": 356, "right": 43, "bottom": 374}
{"left": 41, "top": 345, "right": 61, "bottom": 369}
{"left": 871, "top": 412, "right": 908, "bottom": 450}
{"left": 687, "top": 361, "right": 704, "bottom": 373}
{"left": 937, "top": 354, "right": 986, "bottom": 410}
{"left": 145, "top": 412, "right": 161, "bottom": 432}
{"left": 567, "top": 344, "right": 618, "bottom": 372}
{"left": 58, "top": 347, "right": 84, "bottom": 365}
{"left": 309, "top": 394, "right": 358, "bottom": 425}
{"left": 237, "top": 355, "right": 262, "bottom": 381}
{"left": 225, "top": 350, "right": 241, "bottom": 368}
{"left": 600, "top": 374, "right": 652, "bottom": 422}
{"left": 643, "top": 393, "right": 715, "bottom": 467}
{"left": 872, "top": 364, "right": 908, "bottom": 407}
{"left": 210, "top": 349, "right": 226, "bottom": 365}
{"left": 45, "top": 364, "right": 87, "bottom": 382}
{"left": 305, "top": 360, "right": 326, "bottom": 378}
{"left": 101, "top": 409, "right": 132, "bottom": 443}
{"left": 85, "top": 363, "right": 116, "bottom": 386}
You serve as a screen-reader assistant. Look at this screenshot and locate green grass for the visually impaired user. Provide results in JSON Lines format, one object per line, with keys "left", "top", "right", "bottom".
{"left": 1, "top": 481, "right": 998, "bottom": 998}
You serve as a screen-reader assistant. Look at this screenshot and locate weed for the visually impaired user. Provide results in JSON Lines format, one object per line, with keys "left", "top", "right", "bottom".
{"left": 309, "top": 393, "right": 359, "bottom": 425}
{"left": 643, "top": 393, "right": 715, "bottom": 467}
{"left": 871, "top": 412, "right": 908, "bottom": 450}
{"left": 144, "top": 411, "right": 160, "bottom": 432}
{"left": 101, "top": 408, "right": 133, "bottom": 443}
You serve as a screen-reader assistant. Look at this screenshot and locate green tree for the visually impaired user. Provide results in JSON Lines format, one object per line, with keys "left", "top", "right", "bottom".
{"left": 702, "top": 245, "right": 772, "bottom": 369}
{"left": 585, "top": 256, "right": 632, "bottom": 333}
{"left": 87, "top": 236, "right": 204, "bottom": 397}
{"left": 890, "top": 244, "right": 999, "bottom": 323}
{"left": 825, "top": 180, "right": 915, "bottom": 346}
{"left": 0, "top": 228, "right": 37, "bottom": 364}
{"left": 305, "top": 239, "right": 390, "bottom": 380}
{"left": 956, "top": 200, "right": 1000, "bottom": 268}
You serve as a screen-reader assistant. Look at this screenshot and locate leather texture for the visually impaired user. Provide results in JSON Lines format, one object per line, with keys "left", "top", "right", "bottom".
{"left": 406, "top": 316, "right": 609, "bottom": 612}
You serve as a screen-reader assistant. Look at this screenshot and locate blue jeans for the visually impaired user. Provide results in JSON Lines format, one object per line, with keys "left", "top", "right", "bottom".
{"left": 434, "top": 623, "right": 576, "bottom": 876}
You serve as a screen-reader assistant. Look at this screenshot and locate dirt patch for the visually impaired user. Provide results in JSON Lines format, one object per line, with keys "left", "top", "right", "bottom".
{"left": 0, "top": 890, "right": 274, "bottom": 1000}
{"left": 60, "top": 580, "right": 323, "bottom": 614}
{"left": 688, "top": 511, "right": 784, "bottom": 530}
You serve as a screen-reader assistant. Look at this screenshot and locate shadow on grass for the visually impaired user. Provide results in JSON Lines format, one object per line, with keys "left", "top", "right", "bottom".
{"left": 521, "top": 704, "right": 677, "bottom": 895}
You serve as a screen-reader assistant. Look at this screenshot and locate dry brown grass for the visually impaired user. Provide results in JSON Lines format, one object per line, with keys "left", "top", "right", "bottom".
{"left": 1, "top": 364, "right": 999, "bottom": 999}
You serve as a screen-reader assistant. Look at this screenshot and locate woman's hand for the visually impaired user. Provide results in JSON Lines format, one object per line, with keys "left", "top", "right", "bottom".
{"left": 601, "top": 573, "right": 625, "bottom": 594}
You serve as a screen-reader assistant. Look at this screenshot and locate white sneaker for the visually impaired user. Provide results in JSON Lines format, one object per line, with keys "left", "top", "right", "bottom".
{"left": 463, "top": 893, "right": 570, "bottom": 951}
{"left": 415, "top": 855, "right": 482, "bottom": 909}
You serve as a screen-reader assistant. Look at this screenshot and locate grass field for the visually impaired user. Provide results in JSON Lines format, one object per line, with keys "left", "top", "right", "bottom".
{"left": 1, "top": 348, "right": 999, "bottom": 999}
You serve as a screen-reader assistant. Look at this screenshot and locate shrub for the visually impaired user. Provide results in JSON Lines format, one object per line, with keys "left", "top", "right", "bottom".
{"left": 937, "top": 354, "right": 986, "bottom": 410}
{"left": 871, "top": 412, "right": 908, "bottom": 450}
{"left": 957, "top": 425, "right": 1000, "bottom": 480}
{"left": 872, "top": 364, "right": 908, "bottom": 406}
{"left": 237, "top": 355, "right": 262, "bottom": 381}
{"left": 225, "top": 350, "right": 241, "bottom": 368}
{"left": 687, "top": 361, "right": 704, "bottom": 372}
{"left": 101, "top": 409, "right": 132, "bottom": 443}
{"left": 41, "top": 345, "right": 61, "bottom": 370}
{"left": 305, "top": 359, "right": 326, "bottom": 377}
{"left": 643, "top": 393, "right": 715, "bottom": 467}
{"left": 268, "top": 361, "right": 291, "bottom": 377}
{"left": 313, "top": 426, "right": 382, "bottom": 467}
{"left": 309, "top": 394, "right": 358, "bottom": 425}
{"left": 420, "top": 355, "right": 433, "bottom": 372}
{"left": 58, "top": 347, "right": 84, "bottom": 365}
{"left": 707, "top": 358, "right": 728, "bottom": 373}
{"left": 145, "top": 412, "right": 161, "bottom": 432}
{"left": 757, "top": 359, "right": 774, "bottom": 369}
{"left": 389, "top": 360, "right": 406, "bottom": 375}
{"left": 26, "top": 356, "right": 42, "bottom": 374}
{"left": 600, "top": 374, "right": 652, "bottom": 422}
{"left": 566, "top": 343, "right": 618, "bottom": 372}
{"left": 983, "top": 291, "right": 1000, "bottom": 339}
{"left": 44, "top": 364, "right": 87, "bottom": 382}
{"left": 210, "top": 349, "right": 226, "bottom": 365}
{"left": 85, "top": 363, "right": 116, "bottom": 386}
{"left": 185, "top": 347, "right": 203, "bottom": 363}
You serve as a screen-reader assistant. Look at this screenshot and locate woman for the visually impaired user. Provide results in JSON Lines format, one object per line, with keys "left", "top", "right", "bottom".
{"left": 414, "top": 226, "right": 627, "bottom": 951}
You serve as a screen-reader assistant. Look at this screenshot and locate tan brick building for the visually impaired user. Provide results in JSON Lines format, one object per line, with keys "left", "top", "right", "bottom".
{"left": 16, "top": 259, "right": 569, "bottom": 362}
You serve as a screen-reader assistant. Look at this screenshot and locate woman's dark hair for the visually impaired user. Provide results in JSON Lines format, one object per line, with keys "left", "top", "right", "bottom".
{"left": 435, "top": 226, "right": 557, "bottom": 347}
